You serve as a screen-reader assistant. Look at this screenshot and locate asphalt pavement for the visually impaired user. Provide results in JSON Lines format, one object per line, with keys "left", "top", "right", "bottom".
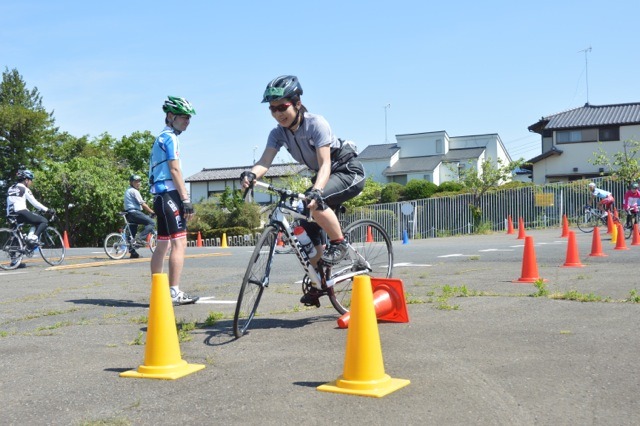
{"left": 1, "top": 227, "right": 639, "bottom": 425}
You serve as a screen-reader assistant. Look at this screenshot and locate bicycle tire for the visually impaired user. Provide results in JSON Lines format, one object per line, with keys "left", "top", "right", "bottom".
{"left": 104, "top": 233, "right": 128, "bottom": 260}
{"left": 0, "top": 228, "right": 24, "bottom": 270}
{"left": 233, "top": 225, "right": 278, "bottom": 338}
{"left": 576, "top": 210, "right": 599, "bottom": 233}
{"left": 327, "top": 219, "right": 394, "bottom": 315}
{"left": 148, "top": 231, "right": 157, "bottom": 254}
{"left": 39, "top": 227, "right": 66, "bottom": 266}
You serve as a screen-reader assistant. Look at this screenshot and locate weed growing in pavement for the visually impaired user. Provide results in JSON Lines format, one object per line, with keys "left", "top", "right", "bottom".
{"left": 204, "top": 311, "right": 224, "bottom": 326}
{"left": 531, "top": 279, "right": 548, "bottom": 297}
{"left": 176, "top": 319, "right": 196, "bottom": 342}
{"left": 550, "top": 289, "right": 604, "bottom": 302}
{"left": 627, "top": 289, "right": 640, "bottom": 303}
{"left": 128, "top": 331, "right": 144, "bottom": 346}
{"left": 129, "top": 315, "right": 148, "bottom": 324}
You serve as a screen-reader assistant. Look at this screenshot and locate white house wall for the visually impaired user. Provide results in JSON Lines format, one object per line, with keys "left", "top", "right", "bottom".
{"left": 360, "top": 159, "right": 389, "bottom": 182}
{"left": 396, "top": 131, "right": 448, "bottom": 157}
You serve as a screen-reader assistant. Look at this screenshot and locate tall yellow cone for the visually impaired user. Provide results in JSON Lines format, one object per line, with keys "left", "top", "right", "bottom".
{"left": 120, "top": 273, "right": 205, "bottom": 380}
{"left": 610, "top": 222, "right": 618, "bottom": 245}
{"left": 317, "top": 275, "right": 410, "bottom": 397}
{"left": 221, "top": 232, "right": 228, "bottom": 248}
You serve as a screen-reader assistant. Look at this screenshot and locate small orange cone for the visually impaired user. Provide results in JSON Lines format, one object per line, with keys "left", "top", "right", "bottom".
{"left": 589, "top": 226, "right": 607, "bottom": 257}
{"left": 506, "top": 215, "right": 515, "bottom": 235}
{"left": 513, "top": 236, "right": 546, "bottom": 283}
{"left": 277, "top": 232, "right": 285, "bottom": 247}
{"left": 366, "top": 226, "right": 374, "bottom": 243}
{"left": 120, "top": 274, "right": 205, "bottom": 380}
{"left": 63, "top": 230, "right": 71, "bottom": 249}
{"left": 614, "top": 223, "right": 629, "bottom": 250}
{"left": 632, "top": 224, "right": 640, "bottom": 246}
{"left": 196, "top": 231, "right": 203, "bottom": 247}
{"left": 562, "top": 231, "right": 585, "bottom": 267}
{"left": 606, "top": 213, "right": 614, "bottom": 234}
{"left": 317, "top": 275, "right": 410, "bottom": 397}
{"left": 516, "top": 217, "right": 526, "bottom": 240}
{"left": 560, "top": 214, "right": 569, "bottom": 238}
{"left": 337, "top": 278, "right": 409, "bottom": 329}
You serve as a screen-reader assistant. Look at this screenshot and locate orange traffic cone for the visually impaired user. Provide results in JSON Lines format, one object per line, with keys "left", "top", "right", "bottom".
{"left": 366, "top": 226, "right": 373, "bottom": 243}
{"left": 337, "top": 278, "right": 409, "bottom": 329}
{"left": 560, "top": 214, "right": 569, "bottom": 238}
{"left": 516, "top": 217, "right": 526, "bottom": 240}
{"left": 513, "top": 235, "right": 546, "bottom": 283}
{"left": 196, "top": 231, "right": 203, "bottom": 247}
{"left": 632, "top": 224, "right": 640, "bottom": 246}
{"left": 120, "top": 274, "right": 205, "bottom": 380}
{"left": 317, "top": 275, "right": 410, "bottom": 397}
{"left": 589, "top": 226, "right": 607, "bottom": 257}
{"left": 277, "top": 232, "right": 285, "bottom": 247}
{"left": 606, "top": 213, "right": 614, "bottom": 234}
{"left": 562, "top": 231, "right": 584, "bottom": 267}
{"left": 506, "top": 215, "right": 515, "bottom": 235}
{"left": 614, "top": 223, "right": 629, "bottom": 250}
{"left": 62, "top": 230, "right": 71, "bottom": 249}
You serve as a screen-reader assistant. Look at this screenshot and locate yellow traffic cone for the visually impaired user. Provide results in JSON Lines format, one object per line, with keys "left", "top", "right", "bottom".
{"left": 221, "top": 232, "right": 228, "bottom": 248}
{"left": 610, "top": 222, "right": 618, "bottom": 245}
{"left": 120, "top": 273, "right": 205, "bottom": 380}
{"left": 317, "top": 275, "right": 410, "bottom": 397}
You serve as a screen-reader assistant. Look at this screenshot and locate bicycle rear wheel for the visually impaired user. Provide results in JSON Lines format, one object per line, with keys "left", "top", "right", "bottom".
{"left": 148, "top": 231, "right": 157, "bottom": 254}
{"left": 233, "top": 225, "right": 278, "bottom": 338}
{"left": 39, "top": 227, "right": 65, "bottom": 266}
{"left": 0, "top": 228, "right": 24, "bottom": 270}
{"left": 328, "top": 219, "right": 394, "bottom": 314}
{"left": 104, "top": 233, "right": 128, "bottom": 260}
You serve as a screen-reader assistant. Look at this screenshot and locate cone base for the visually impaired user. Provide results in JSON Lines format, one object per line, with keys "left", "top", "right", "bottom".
{"left": 562, "top": 263, "right": 585, "bottom": 267}
{"left": 120, "top": 361, "right": 205, "bottom": 380}
{"left": 317, "top": 375, "right": 410, "bottom": 398}
{"left": 512, "top": 277, "right": 547, "bottom": 284}
{"left": 588, "top": 253, "right": 608, "bottom": 257}
{"left": 614, "top": 247, "right": 630, "bottom": 251}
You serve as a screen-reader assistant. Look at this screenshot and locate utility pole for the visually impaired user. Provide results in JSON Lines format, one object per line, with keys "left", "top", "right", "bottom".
{"left": 578, "top": 46, "right": 592, "bottom": 104}
{"left": 384, "top": 104, "right": 391, "bottom": 142}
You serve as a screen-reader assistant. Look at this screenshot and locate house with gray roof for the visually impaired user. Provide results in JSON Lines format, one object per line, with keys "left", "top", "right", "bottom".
{"left": 359, "top": 130, "right": 512, "bottom": 185}
{"left": 527, "top": 102, "right": 640, "bottom": 184}
{"left": 185, "top": 163, "right": 309, "bottom": 204}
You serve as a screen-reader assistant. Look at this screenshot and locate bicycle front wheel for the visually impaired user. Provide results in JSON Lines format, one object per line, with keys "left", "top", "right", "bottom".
{"left": 39, "top": 227, "right": 66, "bottom": 266}
{"left": 233, "top": 225, "right": 278, "bottom": 338}
{"left": 576, "top": 211, "right": 599, "bottom": 233}
{"left": 148, "top": 231, "right": 157, "bottom": 254}
{"left": 0, "top": 228, "right": 24, "bottom": 270}
{"left": 328, "top": 219, "right": 394, "bottom": 314}
{"left": 104, "top": 233, "right": 128, "bottom": 260}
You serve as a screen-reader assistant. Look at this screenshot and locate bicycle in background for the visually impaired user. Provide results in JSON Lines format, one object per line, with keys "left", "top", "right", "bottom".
{"left": 0, "top": 211, "right": 66, "bottom": 270}
{"left": 233, "top": 180, "right": 393, "bottom": 338}
{"left": 576, "top": 204, "right": 620, "bottom": 233}
{"left": 104, "top": 212, "right": 157, "bottom": 260}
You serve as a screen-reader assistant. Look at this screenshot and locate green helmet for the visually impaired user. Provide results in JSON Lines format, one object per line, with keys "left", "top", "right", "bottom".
{"left": 162, "top": 96, "right": 196, "bottom": 115}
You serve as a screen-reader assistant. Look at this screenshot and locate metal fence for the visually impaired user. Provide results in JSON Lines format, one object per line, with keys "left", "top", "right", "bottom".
{"left": 191, "top": 177, "right": 627, "bottom": 246}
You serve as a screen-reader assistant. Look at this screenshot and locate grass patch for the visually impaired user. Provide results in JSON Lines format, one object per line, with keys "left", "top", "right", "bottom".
{"left": 204, "top": 311, "right": 224, "bottom": 327}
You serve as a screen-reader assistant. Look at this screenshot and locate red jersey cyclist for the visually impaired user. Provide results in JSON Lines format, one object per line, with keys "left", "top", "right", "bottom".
{"left": 622, "top": 182, "right": 640, "bottom": 228}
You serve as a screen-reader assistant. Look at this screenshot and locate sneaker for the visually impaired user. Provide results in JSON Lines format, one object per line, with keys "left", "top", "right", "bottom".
{"left": 300, "top": 288, "right": 322, "bottom": 307}
{"left": 133, "top": 238, "right": 147, "bottom": 247}
{"left": 171, "top": 290, "right": 199, "bottom": 306}
{"left": 129, "top": 251, "right": 140, "bottom": 259}
{"left": 321, "top": 240, "right": 349, "bottom": 264}
{"left": 601, "top": 212, "right": 608, "bottom": 218}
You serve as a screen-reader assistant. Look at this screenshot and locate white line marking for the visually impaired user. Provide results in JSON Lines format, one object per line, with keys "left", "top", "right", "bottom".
{"left": 478, "top": 249, "right": 514, "bottom": 252}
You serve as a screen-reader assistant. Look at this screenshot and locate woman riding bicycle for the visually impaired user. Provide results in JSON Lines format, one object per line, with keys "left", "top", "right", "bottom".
{"left": 241, "top": 75, "right": 365, "bottom": 306}
{"left": 588, "top": 182, "right": 615, "bottom": 218}
{"left": 623, "top": 182, "right": 640, "bottom": 228}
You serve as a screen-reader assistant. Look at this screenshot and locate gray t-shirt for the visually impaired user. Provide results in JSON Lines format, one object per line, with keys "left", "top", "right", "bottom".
{"left": 124, "top": 186, "right": 145, "bottom": 212}
{"left": 266, "top": 112, "right": 342, "bottom": 171}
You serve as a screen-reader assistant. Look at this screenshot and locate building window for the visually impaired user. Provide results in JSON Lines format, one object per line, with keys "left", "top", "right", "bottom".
{"left": 423, "top": 174, "right": 432, "bottom": 182}
{"left": 599, "top": 127, "right": 619, "bottom": 141}
{"left": 436, "top": 139, "right": 443, "bottom": 153}
{"left": 556, "top": 128, "right": 597, "bottom": 144}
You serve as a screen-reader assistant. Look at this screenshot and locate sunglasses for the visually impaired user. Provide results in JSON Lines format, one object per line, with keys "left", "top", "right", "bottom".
{"left": 269, "top": 103, "right": 292, "bottom": 113}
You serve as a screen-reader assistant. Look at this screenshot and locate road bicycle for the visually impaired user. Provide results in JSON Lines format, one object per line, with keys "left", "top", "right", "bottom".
{"left": 620, "top": 208, "right": 640, "bottom": 239}
{"left": 576, "top": 205, "right": 621, "bottom": 233}
{"left": 103, "top": 212, "right": 157, "bottom": 259}
{"left": 233, "top": 180, "right": 394, "bottom": 338}
{"left": 0, "top": 211, "right": 66, "bottom": 270}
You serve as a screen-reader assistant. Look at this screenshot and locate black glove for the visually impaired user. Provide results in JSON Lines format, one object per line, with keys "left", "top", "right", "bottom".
{"left": 150, "top": 213, "right": 156, "bottom": 219}
{"left": 47, "top": 208, "right": 56, "bottom": 216}
{"left": 240, "top": 171, "right": 256, "bottom": 183}
{"left": 304, "top": 188, "right": 324, "bottom": 204}
{"left": 182, "top": 201, "right": 194, "bottom": 215}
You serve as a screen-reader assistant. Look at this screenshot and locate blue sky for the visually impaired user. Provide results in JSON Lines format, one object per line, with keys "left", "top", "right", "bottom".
{"left": 3, "top": 1, "right": 638, "bottom": 179}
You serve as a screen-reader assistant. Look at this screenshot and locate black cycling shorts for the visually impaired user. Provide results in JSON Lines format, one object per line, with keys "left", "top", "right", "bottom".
{"left": 153, "top": 190, "right": 187, "bottom": 240}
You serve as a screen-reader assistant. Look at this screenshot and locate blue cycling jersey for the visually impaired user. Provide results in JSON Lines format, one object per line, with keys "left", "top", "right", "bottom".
{"left": 148, "top": 126, "right": 180, "bottom": 194}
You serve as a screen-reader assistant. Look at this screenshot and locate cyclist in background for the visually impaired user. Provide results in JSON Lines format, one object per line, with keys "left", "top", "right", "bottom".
{"left": 622, "top": 182, "right": 640, "bottom": 229}
{"left": 6, "top": 169, "right": 55, "bottom": 249}
{"left": 241, "top": 75, "right": 365, "bottom": 307}
{"left": 124, "top": 174, "right": 156, "bottom": 259}
{"left": 588, "top": 182, "right": 615, "bottom": 218}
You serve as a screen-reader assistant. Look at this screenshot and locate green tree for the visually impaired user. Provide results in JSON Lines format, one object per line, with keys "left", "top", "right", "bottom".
{"left": 0, "top": 67, "right": 57, "bottom": 193}
{"left": 590, "top": 139, "right": 640, "bottom": 184}
{"left": 114, "top": 130, "right": 155, "bottom": 174}
{"left": 403, "top": 179, "right": 438, "bottom": 200}
{"left": 457, "top": 157, "right": 525, "bottom": 230}
{"left": 380, "top": 182, "right": 404, "bottom": 203}
{"left": 344, "top": 177, "right": 383, "bottom": 208}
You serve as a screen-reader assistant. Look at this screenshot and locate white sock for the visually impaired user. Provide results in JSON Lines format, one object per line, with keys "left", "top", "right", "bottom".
{"left": 170, "top": 286, "right": 180, "bottom": 297}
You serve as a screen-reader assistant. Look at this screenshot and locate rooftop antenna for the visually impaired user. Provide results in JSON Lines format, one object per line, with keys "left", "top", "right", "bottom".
{"left": 578, "top": 46, "right": 592, "bottom": 104}
{"left": 384, "top": 104, "right": 391, "bottom": 142}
